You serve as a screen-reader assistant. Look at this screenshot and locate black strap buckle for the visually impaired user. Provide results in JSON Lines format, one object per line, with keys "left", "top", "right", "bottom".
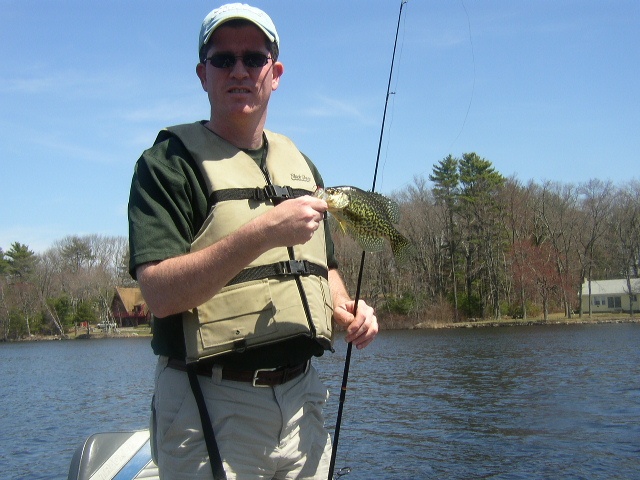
{"left": 255, "top": 185, "right": 294, "bottom": 201}
{"left": 277, "top": 260, "right": 310, "bottom": 276}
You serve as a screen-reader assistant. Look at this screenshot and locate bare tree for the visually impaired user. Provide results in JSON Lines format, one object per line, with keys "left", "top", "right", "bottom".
{"left": 610, "top": 181, "right": 640, "bottom": 317}
{"left": 502, "top": 178, "right": 541, "bottom": 319}
{"left": 538, "top": 181, "right": 582, "bottom": 317}
{"left": 575, "top": 179, "right": 615, "bottom": 317}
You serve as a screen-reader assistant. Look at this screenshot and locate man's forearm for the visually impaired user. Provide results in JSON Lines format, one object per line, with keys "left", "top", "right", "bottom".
{"left": 137, "top": 218, "right": 271, "bottom": 318}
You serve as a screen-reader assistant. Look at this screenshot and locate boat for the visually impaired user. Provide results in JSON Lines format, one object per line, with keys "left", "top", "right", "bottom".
{"left": 68, "top": 430, "right": 158, "bottom": 480}
{"left": 68, "top": 430, "right": 352, "bottom": 479}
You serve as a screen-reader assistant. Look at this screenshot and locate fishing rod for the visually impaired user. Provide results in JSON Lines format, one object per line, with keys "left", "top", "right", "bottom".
{"left": 327, "top": 2, "right": 407, "bottom": 479}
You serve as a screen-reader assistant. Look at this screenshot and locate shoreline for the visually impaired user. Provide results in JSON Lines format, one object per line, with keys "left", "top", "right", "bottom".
{"left": 414, "top": 315, "right": 640, "bottom": 329}
{"left": 4, "top": 314, "right": 638, "bottom": 343}
{"left": 2, "top": 326, "right": 153, "bottom": 343}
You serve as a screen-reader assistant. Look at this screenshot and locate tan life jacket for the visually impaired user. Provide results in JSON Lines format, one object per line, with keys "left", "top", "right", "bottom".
{"left": 165, "top": 123, "right": 334, "bottom": 363}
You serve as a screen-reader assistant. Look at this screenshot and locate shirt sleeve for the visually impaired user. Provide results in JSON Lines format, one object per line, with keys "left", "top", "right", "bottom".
{"left": 127, "top": 135, "right": 208, "bottom": 279}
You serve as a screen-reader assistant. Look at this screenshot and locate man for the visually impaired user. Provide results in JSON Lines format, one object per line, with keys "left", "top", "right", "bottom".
{"left": 128, "top": 3, "right": 378, "bottom": 479}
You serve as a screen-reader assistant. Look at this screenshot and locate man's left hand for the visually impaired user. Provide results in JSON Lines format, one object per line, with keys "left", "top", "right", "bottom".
{"left": 333, "top": 300, "right": 378, "bottom": 349}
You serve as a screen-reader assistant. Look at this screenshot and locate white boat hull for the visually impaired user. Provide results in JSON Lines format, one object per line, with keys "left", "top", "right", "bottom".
{"left": 68, "top": 430, "right": 158, "bottom": 480}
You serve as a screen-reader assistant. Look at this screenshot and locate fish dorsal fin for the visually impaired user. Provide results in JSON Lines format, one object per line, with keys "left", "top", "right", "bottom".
{"left": 339, "top": 187, "right": 400, "bottom": 223}
{"left": 367, "top": 191, "right": 400, "bottom": 224}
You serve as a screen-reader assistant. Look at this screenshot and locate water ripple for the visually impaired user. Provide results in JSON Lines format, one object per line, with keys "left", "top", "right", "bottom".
{"left": 1, "top": 325, "right": 639, "bottom": 479}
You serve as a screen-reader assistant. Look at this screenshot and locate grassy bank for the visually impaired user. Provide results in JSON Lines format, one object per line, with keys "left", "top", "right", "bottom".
{"left": 413, "top": 312, "right": 640, "bottom": 329}
{"left": 1, "top": 326, "right": 152, "bottom": 342}
{"left": 68, "top": 325, "right": 153, "bottom": 339}
{"left": 370, "top": 311, "right": 638, "bottom": 330}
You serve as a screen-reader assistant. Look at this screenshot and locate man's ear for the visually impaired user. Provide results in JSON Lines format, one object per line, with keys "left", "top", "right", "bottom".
{"left": 271, "top": 62, "right": 284, "bottom": 91}
{"left": 196, "top": 62, "right": 208, "bottom": 91}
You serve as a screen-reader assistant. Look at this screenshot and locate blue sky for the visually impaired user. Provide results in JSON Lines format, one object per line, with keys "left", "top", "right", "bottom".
{"left": 1, "top": 1, "right": 638, "bottom": 252}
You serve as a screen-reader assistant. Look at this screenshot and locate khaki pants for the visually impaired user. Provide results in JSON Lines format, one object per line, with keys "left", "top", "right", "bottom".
{"left": 151, "top": 356, "right": 332, "bottom": 479}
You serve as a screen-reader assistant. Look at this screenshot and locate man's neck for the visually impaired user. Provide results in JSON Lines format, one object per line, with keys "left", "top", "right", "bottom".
{"left": 205, "top": 118, "right": 265, "bottom": 150}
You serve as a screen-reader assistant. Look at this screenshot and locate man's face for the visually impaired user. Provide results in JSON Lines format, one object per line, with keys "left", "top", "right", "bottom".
{"left": 197, "top": 24, "right": 283, "bottom": 123}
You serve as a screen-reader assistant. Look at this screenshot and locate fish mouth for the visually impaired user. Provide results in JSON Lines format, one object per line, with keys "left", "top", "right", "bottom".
{"left": 316, "top": 186, "right": 350, "bottom": 210}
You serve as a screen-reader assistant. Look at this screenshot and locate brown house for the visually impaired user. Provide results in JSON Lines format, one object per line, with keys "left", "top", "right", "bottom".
{"left": 110, "top": 287, "right": 151, "bottom": 327}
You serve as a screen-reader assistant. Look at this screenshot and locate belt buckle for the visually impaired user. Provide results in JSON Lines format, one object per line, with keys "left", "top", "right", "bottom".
{"left": 252, "top": 367, "right": 277, "bottom": 387}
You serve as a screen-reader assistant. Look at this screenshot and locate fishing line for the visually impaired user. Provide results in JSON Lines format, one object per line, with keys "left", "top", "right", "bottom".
{"left": 378, "top": 7, "right": 407, "bottom": 190}
{"left": 378, "top": 93, "right": 396, "bottom": 190}
{"left": 327, "top": 2, "right": 408, "bottom": 479}
{"left": 448, "top": 0, "right": 475, "bottom": 151}
{"left": 390, "top": 0, "right": 476, "bottom": 194}
{"left": 370, "top": 2, "right": 407, "bottom": 194}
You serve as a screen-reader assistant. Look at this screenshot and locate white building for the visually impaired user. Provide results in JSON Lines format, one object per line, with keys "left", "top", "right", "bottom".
{"left": 580, "top": 278, "right": 640, "bottom": 313}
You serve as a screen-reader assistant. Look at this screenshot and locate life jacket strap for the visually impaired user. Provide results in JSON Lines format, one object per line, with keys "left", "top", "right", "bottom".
{"left": 226, "top": 260, "right": 328, "bottom": 287}
{"left": 209, "top": 186, "right": 313, "bottom": 207}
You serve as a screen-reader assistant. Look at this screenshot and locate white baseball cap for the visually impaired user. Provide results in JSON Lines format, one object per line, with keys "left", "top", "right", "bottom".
{"left": 199, "top": 3, "right": 279, "bottom": 55}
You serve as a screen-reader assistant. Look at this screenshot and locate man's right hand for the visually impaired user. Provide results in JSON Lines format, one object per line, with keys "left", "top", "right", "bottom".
{"left": 262, "top": 195, "right": 328, "bottom": 248}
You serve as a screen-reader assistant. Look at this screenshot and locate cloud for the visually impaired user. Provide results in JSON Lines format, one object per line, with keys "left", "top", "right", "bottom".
{"left": 0, "top": 75, "right": 64, "bottom": 94}
{"left": 122, "top": 97, "right": 205, "bottom": 124}
{"left": 0, "top": 225, "right": 65, "bottom": 254}
{"left": 0, "top": 65, "right": 139, "bottom": 100}
{"left": 33, "top": 135, "right": 121, "bottom": 165}
{"left": 304, "top": 94, "right": 376, "bottom": 125}
{"left": 0, "top": 68, "right": 86, "bottom": 94}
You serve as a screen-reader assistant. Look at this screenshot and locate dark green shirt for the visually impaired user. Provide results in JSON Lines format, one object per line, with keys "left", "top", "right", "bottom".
{"left": 128, "top": 125, "right": 336, "bottom": 368}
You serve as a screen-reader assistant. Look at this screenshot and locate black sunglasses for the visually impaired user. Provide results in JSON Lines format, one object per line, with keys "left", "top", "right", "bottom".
{"left": 205, "top": 53, "right": 272, "bottom": 69}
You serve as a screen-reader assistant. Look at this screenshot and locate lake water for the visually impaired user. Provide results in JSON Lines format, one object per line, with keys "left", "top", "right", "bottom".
{"left": 1, "top": 324, "right": 639, "bottom": 479}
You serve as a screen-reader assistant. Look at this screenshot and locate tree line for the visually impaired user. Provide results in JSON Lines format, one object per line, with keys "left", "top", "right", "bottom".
{"left": 334, "top": 153, "right": 639, "bottom": 325}
{"left": 1, "top": 235, "right": 133, "bottom": 340}
{"left": 2, "top": 153, "right": 639, "bottom": 339}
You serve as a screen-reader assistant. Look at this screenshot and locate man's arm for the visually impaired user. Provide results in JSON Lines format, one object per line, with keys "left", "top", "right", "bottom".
{"left": 328, "top": 268, "right": 378, "bottom": 350}
{"left": 137, "top": 196, "right": 327, "bottom": 318}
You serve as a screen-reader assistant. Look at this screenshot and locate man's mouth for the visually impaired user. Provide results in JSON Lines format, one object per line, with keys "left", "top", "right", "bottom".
{"left": 229, "top": 88, "right": 251, "bottom": 94}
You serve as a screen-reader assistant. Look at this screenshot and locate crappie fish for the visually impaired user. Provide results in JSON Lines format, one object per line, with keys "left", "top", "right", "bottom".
{"left": 314, "top": 186, "right": 413, "bottom": 264}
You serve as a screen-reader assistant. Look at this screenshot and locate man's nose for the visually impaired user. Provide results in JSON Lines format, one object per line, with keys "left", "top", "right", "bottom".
{"left": 229, "top": 61, "right": 250, "bottom": 78}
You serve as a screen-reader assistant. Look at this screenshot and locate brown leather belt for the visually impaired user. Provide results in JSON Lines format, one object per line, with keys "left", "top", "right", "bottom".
{"left": 167, "top": 358, "right": 309, "bottom": 387}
